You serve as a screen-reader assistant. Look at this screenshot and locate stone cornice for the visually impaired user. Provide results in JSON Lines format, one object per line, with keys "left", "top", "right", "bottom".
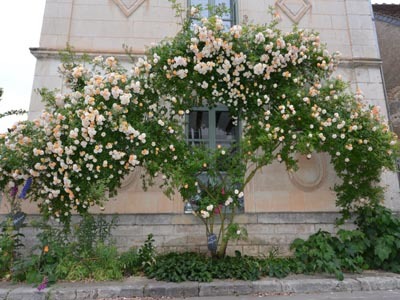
{"left": 338, "top": 57, "right": 382, "bottom": 68}
{"left": 29, "top": 47, "right": 145, "bottom": 60}
{"left": 30, "top": 48, "right": 383, "bottom": 68}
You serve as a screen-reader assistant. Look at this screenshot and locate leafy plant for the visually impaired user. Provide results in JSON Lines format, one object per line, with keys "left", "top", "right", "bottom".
{"left": 259, "top": 248, "right": 296, "bottom": 278}
{"left": 137, "top": 234, "right": 157, "bottom": 271}
{"left": 56, "top": 243, "right": 122, "bottom": 281}
{"left": 210, "top": 252, "right": 261, "bottom": 281}
{"left": 335, "top": 229, "right": 368, "bottom": 273}
{"left": 73, "top": 214, "right": 118, "bottom": 253}
{"left": 355, "top": 205, "right": 400, "bottom": 272}
{"left": 146, "top": 250, "right": 298, "bottom": 282}
{"left": 13, "top": 220, "right": 69, "bottom": 283}
{"left": 12, "top": 215, "right": 120, "bottom": 284}
{"left": 0, "top": 217, "right": 24, "bottom": 279}
{"left": 145, "top": 252, "right": 212, "bottom": 282}
{"left": 119, "top": 247, "right": 141, "bottom": 276}
{"left": 291, "top": 230, "right": 344, "bottom": 280}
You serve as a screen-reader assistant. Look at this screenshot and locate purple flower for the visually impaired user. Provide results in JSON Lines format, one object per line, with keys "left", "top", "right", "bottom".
{"left": 37, "top": 277, "right": 48, "bottom": 291}
{"left": 10, "top": 185, "right": 18, "bottom": 197}
{"left": 19, "top": 178, "right": 32, "bottom": 199}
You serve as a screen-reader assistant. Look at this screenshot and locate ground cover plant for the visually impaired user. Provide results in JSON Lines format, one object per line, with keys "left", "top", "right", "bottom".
{"left": 10, "top": 215, "right": 122, "bottom": 284}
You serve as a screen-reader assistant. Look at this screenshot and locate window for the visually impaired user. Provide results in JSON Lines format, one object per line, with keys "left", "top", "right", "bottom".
{"left": 184, "top": 1, "right": 239, "bottom": 213}
{"left": 184, "top": 106, "right": 243, "bottom": 213}
{"left": 189, "top": 0, "right": 237, "bottom": 27}
{"left": 186, "top": 107, "right": 239, "bottom": 149}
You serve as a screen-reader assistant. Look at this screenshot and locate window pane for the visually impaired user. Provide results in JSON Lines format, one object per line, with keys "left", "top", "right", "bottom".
{"left": 188, "top": 141, "right": 209, "bottom": 147}
{"left": 188, "top": 111, "right": 209, "bottom": 140}
{"left": 215, "top": 111, "right": 237, "bottom": 141}
{"left": 215, "top": 141, "right": 234, "bottom": 148}
{"left": 223, "top": 20, "right": 231, "bottom": 29}
{"left": 215, "top": 0, "right": 232, "bottom": 19}
{"left": 190, "top": 0, "right": 209, "bottom": 17}
{"left": 215, "top": 0, "right": 231, "bottom": 9}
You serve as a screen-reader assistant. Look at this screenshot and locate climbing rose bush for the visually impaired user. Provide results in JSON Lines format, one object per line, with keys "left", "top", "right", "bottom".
{"left": 142, "top": 10, "right": 399, "bottom": 255}
{"left": 0, "top": 56, "right": 182, "bottom": 223}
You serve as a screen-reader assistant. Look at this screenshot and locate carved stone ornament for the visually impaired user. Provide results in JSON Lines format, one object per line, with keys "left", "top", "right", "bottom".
{"left": 113, "top": 0, "right": 146, "bottom": 17}
{"left": 276, "top": 0, "right": 311, "bottom": 23}
{"left": 288, "top": 153, "right": 326, "bottom": 192}
{"left": 119, "top": 166, "right": 160, "bottom": 192}
{"left": 120, "top": 168, "right": 141, "bottom": 190}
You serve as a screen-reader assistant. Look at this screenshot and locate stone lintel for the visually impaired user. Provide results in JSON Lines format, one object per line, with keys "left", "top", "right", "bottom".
{"left": 29, "top": 47, "right": 145, "bottom": 60}
{"left": 339, "top": 57, "right": 382, "bottom": 68}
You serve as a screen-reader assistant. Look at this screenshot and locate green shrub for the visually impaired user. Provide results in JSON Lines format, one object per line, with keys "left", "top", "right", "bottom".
{"left": 335, "top": 229, "right": 368, "bottom": 273}
{"left": 291, "top": 230, "right": 344, "bottom": 280}
{"left": 146, "top": 252, "right": 212, "bottom": 282}
{"left": 137, "top": 234, "right": 157, "bottom": 271}
{"left": 145, "top": 249, "right": 305, "bottom": 282}
{"left": 355, "top": 205, "right": 400, "bottom": 272}
{"left": 73, "top": 214, "right": 118, "bottom": 253}
{"left": 119, "top": 247, "right": 141, "bottom": 276}
{"left": 210, "top": 252, "right": 261, "bottom": 281}
{"left": 13, "top": 220, "right": 69, "bottom": 283}
{"left": 290, "top": 228, "right": 371, "bottom": 280}
{"left": 0, "top": 218, "right": 24, "bottom": 279}
{"left": 13, "top": 215, "right": 119, "bottom": 284}
{"left": 56, "top": 243, "right": 122, "bottom": 281}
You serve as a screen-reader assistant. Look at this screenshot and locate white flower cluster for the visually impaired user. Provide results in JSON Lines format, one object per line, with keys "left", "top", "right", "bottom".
{"left": 0, "top": 56, "right": 180, "bottom": 222}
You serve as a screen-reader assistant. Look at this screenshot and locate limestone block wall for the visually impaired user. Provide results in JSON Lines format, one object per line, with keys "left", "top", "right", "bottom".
{"left": 14, "top": 0, "right": 399, "bottom": 225}
{"left": 17, "top": 212, "right": 355, "bottom": 256}
{"left": 374, "top": 19, "right": 400, "bottom": 138}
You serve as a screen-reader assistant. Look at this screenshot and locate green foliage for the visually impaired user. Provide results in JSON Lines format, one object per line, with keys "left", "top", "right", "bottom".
{"left": 137, "top": 234, "right": 157, "bottom": 270}
{"left": 291, "top": 230, "right": 344, "bottom": 280}
{"left": 335, "top": 229, "right": 368, "bottom": 272}
{"left": 119, "top": 247, "right": 141, "bottom": 276}
{"left": 56, "top": 243, "right": 122, "bottom": 281}
{"left": 260, "top": 257, "right": 295, "bottom": 279}
{"left": 209, "top": 252, "right": 261, "bottom": 281}
{"left": 145, "top": 250, "right": 297, "bottom": 282}
{"left": 118, "top": 234, "right": 157, "bottom": 276}
{"left": 12, "top": 214, "right": 120, "bottom": 284}
{"left": 291, "top": 228, "right": 368, "bottom": 277}
{"left": 146, "top": 252, "right": 212, "bottom": 282}
{"left": 73, "top": 214, "right": 117, "bottom": 253}
{"left": 355, "top": 205, "right": 400, "bottom": 272}
{"left": 0, "top": 218, "right": 24, "bottom": 279}
{"left": 259, "top": 248, "right": 297, "bottom": 278}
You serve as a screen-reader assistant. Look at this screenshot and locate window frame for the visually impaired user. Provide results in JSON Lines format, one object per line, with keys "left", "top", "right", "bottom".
{"left": 184, "top": 106, "right": 244, "bottom": 214}
{"left": 185, "top": 106, "right": 241, "bottom": 149}
{"left": 188, "top": 0, "right": 238, "bottom": 26}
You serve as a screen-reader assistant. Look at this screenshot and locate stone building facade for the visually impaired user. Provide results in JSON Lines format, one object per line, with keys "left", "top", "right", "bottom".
{"left": 373, "top": 4, "right": 400, "bottom": 140}
{"left": 2, "top": 0, "right": 399, "bottom": 255}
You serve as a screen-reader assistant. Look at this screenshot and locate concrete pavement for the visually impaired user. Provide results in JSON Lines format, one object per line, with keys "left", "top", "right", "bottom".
{"left": 172, "top": 290, "right": 400, "bottom": 299}
{"left": 0, "top": 271, "right": 399, "bottom": 300}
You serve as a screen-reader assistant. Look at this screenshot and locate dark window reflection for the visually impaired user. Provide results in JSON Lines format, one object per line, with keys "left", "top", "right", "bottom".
{"left": 216, "top": 111, "right": 237, "bottom": 141}
{"left": 188, "top": 111, "right": 209, "bottom": 140}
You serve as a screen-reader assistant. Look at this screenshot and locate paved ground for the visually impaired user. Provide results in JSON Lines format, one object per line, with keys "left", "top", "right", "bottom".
{"left": 1, "top": 271, "right": 400, "bottom": 300}
{"left": 170, "top": 290, "right": 400, "bottom": 299}
{"left": 100, "top": 290, "right": 400, "bottom": 299}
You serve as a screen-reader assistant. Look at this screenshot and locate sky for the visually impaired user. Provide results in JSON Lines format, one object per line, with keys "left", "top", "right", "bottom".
{"left": 0, "top": 0, "right": 399, "bottom": 132}
{"left": 0, "top": 0, "right": 46, "bottom": 132}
